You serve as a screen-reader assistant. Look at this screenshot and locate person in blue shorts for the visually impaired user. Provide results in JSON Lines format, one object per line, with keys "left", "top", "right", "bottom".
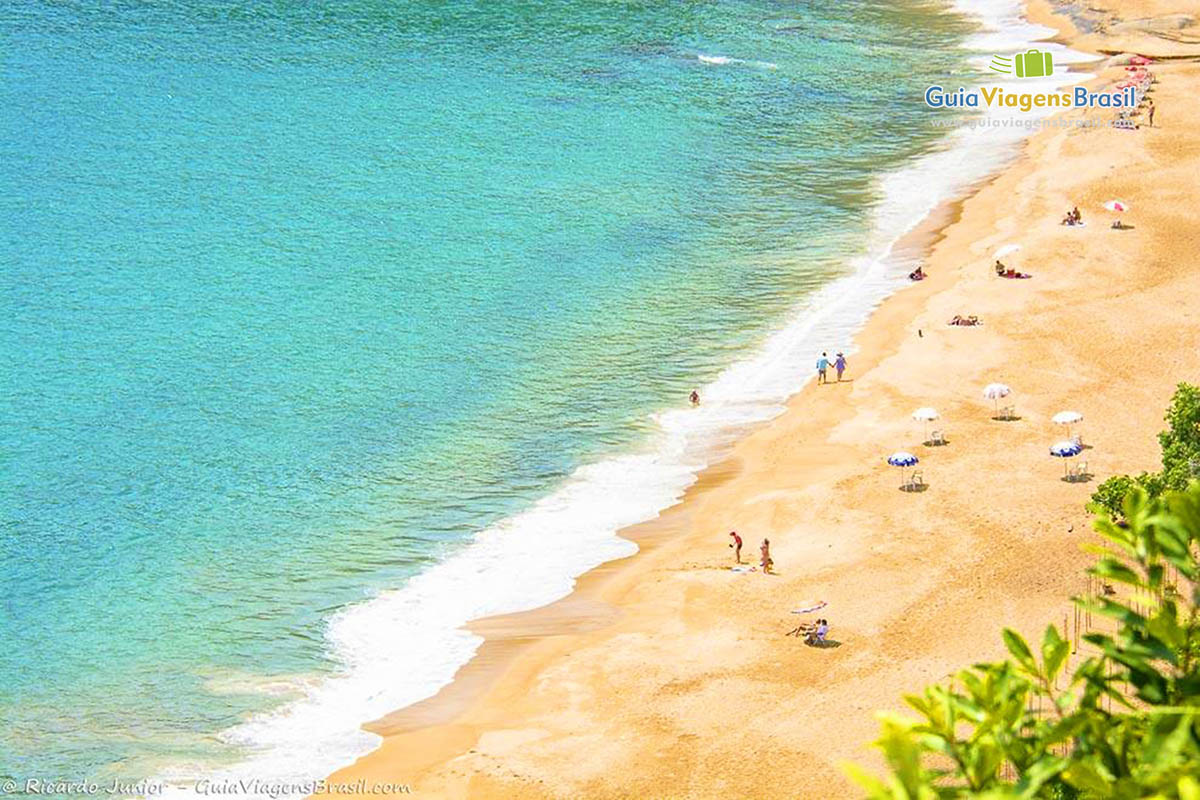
{"left": 816, "top": 352, "right": 830, "bottom": 384}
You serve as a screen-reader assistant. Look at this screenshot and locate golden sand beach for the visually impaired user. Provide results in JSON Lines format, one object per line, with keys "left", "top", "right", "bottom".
{"left": 323, "top": 1, "right": 1200, "bottom": 796}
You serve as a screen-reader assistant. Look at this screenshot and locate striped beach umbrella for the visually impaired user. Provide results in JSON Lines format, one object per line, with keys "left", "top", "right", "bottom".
{"left": 1050, "top": 439, "right": 1083, "bottom": 478}
{"left": 888, "top": 451, "right": 919, "bottom": 488}
{"left": 1104, "top": 200, "right": 1129, "bottom": 212}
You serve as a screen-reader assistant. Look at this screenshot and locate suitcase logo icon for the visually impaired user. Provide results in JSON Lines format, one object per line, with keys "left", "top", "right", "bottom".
{"left": 989, "top": 49, "right": 1054, "bottom": 79}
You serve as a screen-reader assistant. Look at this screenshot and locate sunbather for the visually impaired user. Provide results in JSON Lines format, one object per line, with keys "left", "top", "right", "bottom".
{"left": 805, "top": 619, "right": 829, "bottom": 646}
{"left": 908, "top": 265, "right": 926, "bottom": 281}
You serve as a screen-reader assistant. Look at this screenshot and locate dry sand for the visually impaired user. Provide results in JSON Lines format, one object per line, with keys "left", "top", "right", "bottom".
{"left": 323, "top": 1, "right": 1200, "bottom": 796}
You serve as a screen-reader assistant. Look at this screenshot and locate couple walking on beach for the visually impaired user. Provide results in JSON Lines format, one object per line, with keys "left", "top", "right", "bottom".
{"left": 817, "top": 352, "right": 847, "bottom": 384}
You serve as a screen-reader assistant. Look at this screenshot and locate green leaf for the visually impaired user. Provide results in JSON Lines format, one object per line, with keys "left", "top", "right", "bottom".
{"left": 839, "top": 761, "right": 892, "bottom": 798}
{"left": 1003, "top": 629, "right": 1037, "bottom": 674}
{"left": 1062, "top": 758, "right": 1115, "bottom": 795}
{"left": 1041, "top": 625, "right": 1070, "bottom": 684}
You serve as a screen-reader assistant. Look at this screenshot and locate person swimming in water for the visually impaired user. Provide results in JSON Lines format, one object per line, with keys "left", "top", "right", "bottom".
{"left": 689, "top": 390, "right": 700, "bottom": 406}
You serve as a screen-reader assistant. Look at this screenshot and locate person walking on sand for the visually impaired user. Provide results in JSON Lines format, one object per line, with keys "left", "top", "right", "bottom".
{"left": 689, "top": 390, "right": 700, "bottom": 406}
{"left": 834, "top": 352, "right": 847, "bottom": 382}
{"left": 816, "top": 352, "right": 830, "bottom": 385}
{"left": 728, "top": 531, "right": 742, "bottom": 563}
{"left": 759, "top": 538, "right": 773, "bottom": 574}
{"left": 1148, "top": 99, "right": 1156, "bottom": 126}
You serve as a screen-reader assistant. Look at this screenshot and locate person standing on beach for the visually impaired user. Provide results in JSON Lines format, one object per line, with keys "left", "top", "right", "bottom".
{"left": 834, "top": 352, "right": 847, "bottom": 382}
{"left": 816, "top": 353, "right": 830, "bottom": 385}
{"left": 690, "top": 390, "right": 700, "bottom": 406}
{"left": 759, "top": 538, "right": 773, "bottom": 573}
{"left": 728, "top": 531, "right": 742, "bottom": 563}
{"left": 1148, "top": 99, "right": 1156, "bottom": 126}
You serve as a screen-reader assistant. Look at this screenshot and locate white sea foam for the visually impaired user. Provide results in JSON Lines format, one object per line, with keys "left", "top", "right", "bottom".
{"left": 156, "top": 4, "right": 1098, "bottom": 797}
{"left": 698, "top": 53, "right": 778, "bottom": 69}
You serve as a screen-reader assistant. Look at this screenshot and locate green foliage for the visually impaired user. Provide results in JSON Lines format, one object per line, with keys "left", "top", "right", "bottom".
{"left": 1091, "top": 383, "right": 1199, "bottom": 518}
{"left": 1090, "top": 474, "right": 1162, "bottom": 520}
{"left": 1159, "top": 384, "right": 1200, "bottom": 493}
{"left": 846, "top": 484, "right": 1200, "bottom": 799}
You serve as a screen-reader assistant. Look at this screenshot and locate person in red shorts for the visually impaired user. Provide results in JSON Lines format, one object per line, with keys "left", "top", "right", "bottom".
{"left": 728, "top": 531, "right": 742, "bottom": 563}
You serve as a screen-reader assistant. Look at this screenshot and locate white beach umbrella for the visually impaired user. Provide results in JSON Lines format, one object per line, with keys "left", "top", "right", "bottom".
{"left": 1052, "top": 410, "right": 1084, "bottom": 440}
{"left": 983, "top": 383, "right": 1012, "bottom": 417}
{"left": 993, "top": 243, "right": 1021, "bottom": 260}
{"left": 912, "top": 407, "right": 939, "bottom": 443}
{"left": 1050, "top": 439, "right": 1083, "bottom": 478}
{"left": 1103, "top": 200, "right": 1129, "bottom": 212}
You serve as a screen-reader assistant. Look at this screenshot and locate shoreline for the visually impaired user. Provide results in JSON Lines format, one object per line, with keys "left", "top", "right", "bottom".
{"left": 335, "top": 0, "right": 1064, "bottom": 744}
{"left": 319, "top": 0, "right": 1200, "bottom": 797}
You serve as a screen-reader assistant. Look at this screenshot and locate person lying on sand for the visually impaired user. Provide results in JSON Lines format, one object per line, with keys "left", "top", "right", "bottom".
{"left": 1000, "top": 268, "right": 1032, "bottom": 279}
{"left": 948, "top": 315, "right": 981, "bottom": 326}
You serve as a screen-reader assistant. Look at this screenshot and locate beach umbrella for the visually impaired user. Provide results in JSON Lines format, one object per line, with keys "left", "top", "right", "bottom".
{"left": 993, "top": 243, "right": 1021, "bottom": 260}
{"left": 791, "top": 600, "right": 828, "bottom": 615}
{"left": 983, "top": 382, "right": 1012, "bottom": 417}
{"left": 888, "top": 451, "right": 919, "bottom": 488}
{"left": 1104, "top": 200, "right": 1129, "bottom": 212}
{"left": 912, "top": 406, "right": 939, "bottom": 443}
{"left": 1050, "top": 439, "right": 1083, "bottom": 478}
{"left": 1053, "top": 410, "right": 1083, "bottom": 440}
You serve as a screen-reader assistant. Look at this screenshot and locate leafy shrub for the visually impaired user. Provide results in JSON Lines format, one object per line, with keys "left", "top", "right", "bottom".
{"left": 847, "top": 484, "right": 1200, "bottom": 798}
{"left": 1091, "top": 383, "right": 1198, "bottom": 518}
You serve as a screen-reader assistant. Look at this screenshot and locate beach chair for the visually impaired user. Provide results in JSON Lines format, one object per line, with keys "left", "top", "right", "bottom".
{"left": 907, "top": 471, "right": 925, "bottom": 491}
{"left": 931, "top": 430, "right": 947, "bottom": 446}
{"left": 1076, "top": 461, "right": 1089, "bottom": 481}
{"left": 1000, "top": 405, "right": 1015, "bottom": 420}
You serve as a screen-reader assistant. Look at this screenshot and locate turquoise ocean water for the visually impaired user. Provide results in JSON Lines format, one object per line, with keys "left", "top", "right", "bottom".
{"left": 2, "top": 0, "right": 981, "bottom": 788}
